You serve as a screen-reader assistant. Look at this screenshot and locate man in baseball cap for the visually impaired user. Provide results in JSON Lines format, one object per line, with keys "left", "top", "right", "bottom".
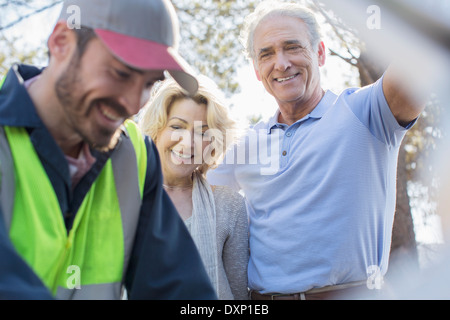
{"left": 58, "top": 0, "right": 198, "bottom": 95}
{"left": 0, "top": 0, "right": 216, "bottom": 299}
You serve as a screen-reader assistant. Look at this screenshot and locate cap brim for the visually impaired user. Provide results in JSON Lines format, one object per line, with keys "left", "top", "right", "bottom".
{"left": 95, "top": 29, "right": 198, "bottom": 95}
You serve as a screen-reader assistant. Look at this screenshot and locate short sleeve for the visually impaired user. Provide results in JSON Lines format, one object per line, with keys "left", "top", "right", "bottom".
{"left": 342, "top": 75, "right": 415, "bottom": 147}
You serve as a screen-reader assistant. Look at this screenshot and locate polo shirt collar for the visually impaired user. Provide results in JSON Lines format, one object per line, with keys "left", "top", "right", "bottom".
{"left": 267, "top": 90, "right": 337, "bottom": 134}
{"left": 0, "top": 64, "right": 44, "bottom": 128}
{"left": 266, "top": 109, "right": 283, "bottom": 134}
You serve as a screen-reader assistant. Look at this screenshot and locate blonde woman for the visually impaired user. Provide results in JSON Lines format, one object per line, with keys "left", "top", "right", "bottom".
{"left": 139, "top": 76, "right": 249, "bottom": 300}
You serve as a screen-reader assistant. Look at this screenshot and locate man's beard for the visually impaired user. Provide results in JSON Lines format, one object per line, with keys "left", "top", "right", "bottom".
{"left": 54, "top": 52, "right": 122, "bottom": 152}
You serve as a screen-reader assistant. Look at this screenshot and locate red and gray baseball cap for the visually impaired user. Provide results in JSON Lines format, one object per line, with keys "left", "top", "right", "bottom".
{"left": 58, "top": 0, "right": 198, "bottom": 95}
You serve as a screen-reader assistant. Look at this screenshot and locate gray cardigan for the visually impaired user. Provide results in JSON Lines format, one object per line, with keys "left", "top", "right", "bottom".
{"left": 185, "top": 185, "right": 249, "bottom": 300}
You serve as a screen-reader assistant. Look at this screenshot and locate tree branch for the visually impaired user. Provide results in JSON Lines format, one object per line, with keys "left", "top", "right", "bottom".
{"left": 310, "top": 0, "right": 360, "bottom": 62}
{"left": 0, "top": 1, "right": 34, "bottom": 9}
{"left": 328, "top": 48, "right": 357, "bottom": 66}
{"left": 0, "top": 1, "right": 62, "bottom": 31}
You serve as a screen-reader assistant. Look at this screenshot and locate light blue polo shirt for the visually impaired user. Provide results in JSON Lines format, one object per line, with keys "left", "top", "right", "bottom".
{"left": 207, "top": 76, "right": 414, "bottom": 294}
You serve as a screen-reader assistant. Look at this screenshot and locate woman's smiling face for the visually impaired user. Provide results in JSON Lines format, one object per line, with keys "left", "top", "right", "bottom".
{"left": 156, "top": 98, "right": 209, "bottom": 185}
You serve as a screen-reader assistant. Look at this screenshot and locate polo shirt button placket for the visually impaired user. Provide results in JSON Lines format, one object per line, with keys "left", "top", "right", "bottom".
{"left": 282, "top": 131, "right": 292, "bottom": 157}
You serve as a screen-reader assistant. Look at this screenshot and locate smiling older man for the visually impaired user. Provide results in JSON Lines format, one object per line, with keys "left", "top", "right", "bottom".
{"left": 207, "top": 0, "right": 425, "bottom": 300}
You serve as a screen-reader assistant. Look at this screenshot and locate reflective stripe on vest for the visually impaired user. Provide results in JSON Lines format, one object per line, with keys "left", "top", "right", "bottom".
{"left": 0, "top": 75, "right": 5, "bottom": 90}
{"left": 1, "top": 120, "right": 146, "bottom": 299}
{"left": 0, "top": 127, "right": 15, "bottom": 229}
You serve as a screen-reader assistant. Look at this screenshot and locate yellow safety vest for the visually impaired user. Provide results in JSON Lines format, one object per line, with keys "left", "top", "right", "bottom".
{"left": 1, "top": 120, "right": 146, "bottom": 299}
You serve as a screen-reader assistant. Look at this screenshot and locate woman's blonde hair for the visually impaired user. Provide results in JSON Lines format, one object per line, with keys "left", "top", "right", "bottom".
{"left": 139, "top": 75, "right": 239, "bottom": 174}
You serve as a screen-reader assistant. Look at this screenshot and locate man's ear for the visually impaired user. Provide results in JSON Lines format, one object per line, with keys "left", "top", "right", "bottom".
{"left": 252, "top": 60, "right": 261, "bottom": 81}
{"left": 47, "top": 21, "right": 76, "bottom": 61}
{"left": 317, "top": 41, "right": 326, "bottom": 67}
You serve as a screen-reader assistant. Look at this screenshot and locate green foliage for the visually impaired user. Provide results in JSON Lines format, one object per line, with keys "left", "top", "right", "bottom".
{"left": 0, "top": 35, "right": 45, "bottom": 76}
{"left": 173, "top": 0, "right": 257, "bottom": 96}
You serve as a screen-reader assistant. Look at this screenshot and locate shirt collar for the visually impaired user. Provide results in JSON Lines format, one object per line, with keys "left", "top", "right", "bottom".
{"left": 266, "top": 90, "right": 337, "bottom": 134}
{"left": 266, "top": 109, "right": 283, "bottom": 134}
{"left": 0, "top": 64, "right": 44, "bottom": 128}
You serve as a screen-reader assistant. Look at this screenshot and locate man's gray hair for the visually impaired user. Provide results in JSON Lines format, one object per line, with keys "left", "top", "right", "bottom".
{"left": 239, "top": 1, "right": 322, "bottom": 61}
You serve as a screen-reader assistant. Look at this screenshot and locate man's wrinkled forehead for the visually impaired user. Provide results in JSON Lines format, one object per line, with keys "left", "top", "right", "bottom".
{"left": 253, "top": 15, "right": 311, "bottom": 56}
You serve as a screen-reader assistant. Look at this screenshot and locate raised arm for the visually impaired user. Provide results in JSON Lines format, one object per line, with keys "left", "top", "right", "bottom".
{"left": 382, "top": 64, "right": 427, "bottom": 127}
